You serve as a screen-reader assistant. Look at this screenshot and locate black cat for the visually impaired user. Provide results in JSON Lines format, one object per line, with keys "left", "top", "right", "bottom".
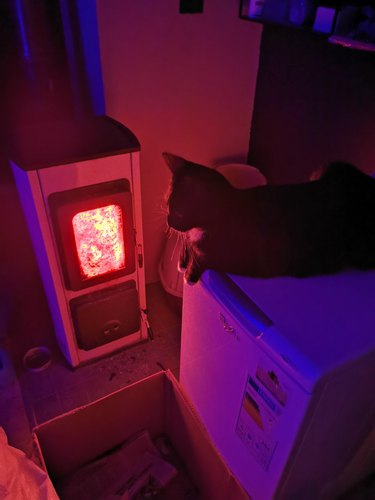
{"left": 163, "top": 152, "right": 375, "bottom": 284}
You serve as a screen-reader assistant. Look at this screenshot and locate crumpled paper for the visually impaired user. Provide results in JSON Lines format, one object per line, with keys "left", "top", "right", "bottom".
{"left": 0, "top": 427, "right": 59, "bottom": 499}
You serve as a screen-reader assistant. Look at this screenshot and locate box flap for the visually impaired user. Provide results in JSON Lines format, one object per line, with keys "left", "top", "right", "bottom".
{"left": 33, "top": 371, "right": 165, "bottom": 478}
{"left": 163, "top": 370, "right": 248, "bottom": 500}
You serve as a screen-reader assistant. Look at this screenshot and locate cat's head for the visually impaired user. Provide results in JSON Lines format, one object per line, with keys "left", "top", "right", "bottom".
{"left": 162, "top": 152, "right": 231, "bottom": 231}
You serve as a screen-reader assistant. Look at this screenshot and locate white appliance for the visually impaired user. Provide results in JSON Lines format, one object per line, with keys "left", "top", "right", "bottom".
{"left": 180, "top": 270, "right": 375, "bottom": 499}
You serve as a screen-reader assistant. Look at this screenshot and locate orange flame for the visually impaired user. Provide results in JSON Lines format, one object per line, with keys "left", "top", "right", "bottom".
{"left": 72, "top": 204, "right": 125, "bottom": 279}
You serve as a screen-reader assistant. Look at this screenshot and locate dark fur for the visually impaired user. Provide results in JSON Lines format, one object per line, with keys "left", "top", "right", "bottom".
{"left": 163, "top": 152, "right": 375, "bottom": 283}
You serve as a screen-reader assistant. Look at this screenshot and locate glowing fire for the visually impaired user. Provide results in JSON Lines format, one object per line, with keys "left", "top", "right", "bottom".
{"left": 72, "top": 204, "right": 125, "bottom": 279}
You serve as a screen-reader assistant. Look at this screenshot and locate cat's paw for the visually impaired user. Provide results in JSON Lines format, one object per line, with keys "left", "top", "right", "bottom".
{"left": 177, "top": 262, "right": 187, "bottom": 273}
{"left": 183, "top": 270, "right": 201, "bottom": 285}
{"left": 178, "top": 248, "right": 190, "bottom": 273}
{"left": 184, "top": 276, "right": 198, "bottom": 286}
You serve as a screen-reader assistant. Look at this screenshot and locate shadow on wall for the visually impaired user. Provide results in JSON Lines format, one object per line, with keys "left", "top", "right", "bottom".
{"left": 249, "top": 24, "right": 375, "bottom": 184}
{"left": 0, "top": 163, "right": 52, "bottom": 351}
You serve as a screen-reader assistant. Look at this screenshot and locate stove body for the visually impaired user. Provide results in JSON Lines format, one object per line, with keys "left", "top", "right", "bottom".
{"left": 10, "top": 116, "right": 148, "bottom": 367}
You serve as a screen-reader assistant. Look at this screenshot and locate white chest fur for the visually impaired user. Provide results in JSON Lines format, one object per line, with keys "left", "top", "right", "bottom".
{"left": 187, "top": 227, "right": 205, "bottom": 244}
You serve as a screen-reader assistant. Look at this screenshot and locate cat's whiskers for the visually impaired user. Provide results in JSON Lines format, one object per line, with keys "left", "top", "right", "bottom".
{"left": 158, "top": 200, "right": 169, "bottom": 217}
{"left": 150, "top": 197, "right": 171, "bottom": 235}
{"left": 170, "top": 229, "right": 185, "bottom": 264}
{"left": 167, "top": 225, "right": 184, "bottom": 243}
{"left": 157, "top": 191, "right": 177, "bottom": 235}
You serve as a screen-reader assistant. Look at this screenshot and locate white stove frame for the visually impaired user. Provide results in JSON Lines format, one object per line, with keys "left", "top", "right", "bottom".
{"left": 11, "top": 151, "right": 148, "bottom": 367}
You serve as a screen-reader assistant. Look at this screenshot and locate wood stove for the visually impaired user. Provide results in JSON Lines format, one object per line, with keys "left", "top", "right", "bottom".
{"left": 10, "top": 116, "right": 149, "bottom": 367}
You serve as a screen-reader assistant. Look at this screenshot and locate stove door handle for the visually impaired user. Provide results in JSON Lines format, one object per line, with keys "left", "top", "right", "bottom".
{"left": 137, "top": 243, "right": 143, "bottom": 267}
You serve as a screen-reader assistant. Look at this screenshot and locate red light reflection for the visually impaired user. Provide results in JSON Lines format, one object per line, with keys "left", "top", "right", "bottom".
{"left": 72, "top": 204, "right": 125, "bottom": 279}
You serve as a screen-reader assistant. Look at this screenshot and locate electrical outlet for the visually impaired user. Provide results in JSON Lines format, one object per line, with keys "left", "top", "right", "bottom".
{"left": 180, "top": 0, "right": 204, "bottom": 14}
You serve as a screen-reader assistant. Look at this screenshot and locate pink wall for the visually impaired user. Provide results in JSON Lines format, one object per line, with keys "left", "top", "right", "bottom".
{"left": 97, "top": 0, "right": 262, "bottom": 283}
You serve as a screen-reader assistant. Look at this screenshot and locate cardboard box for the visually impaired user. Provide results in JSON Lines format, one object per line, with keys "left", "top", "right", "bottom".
{"left": 33, "top": 370, "right": 248, "bottom": 499}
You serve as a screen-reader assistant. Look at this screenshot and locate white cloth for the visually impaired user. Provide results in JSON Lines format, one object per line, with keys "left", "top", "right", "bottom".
{"left": 0, "top": 427, "right": 59, "bottom": 500}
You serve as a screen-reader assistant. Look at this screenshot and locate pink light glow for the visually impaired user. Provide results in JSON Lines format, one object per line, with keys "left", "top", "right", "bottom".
{"left": 72, "top": 204, "right": 125, "bottom": 279}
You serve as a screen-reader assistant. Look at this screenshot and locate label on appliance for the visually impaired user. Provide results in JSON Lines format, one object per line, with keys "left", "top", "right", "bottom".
{"left": 235, "top": 375, "right": 280, "bottom": 470}
{"left": 256, "top": 364, "right": 288, "bottom": 407}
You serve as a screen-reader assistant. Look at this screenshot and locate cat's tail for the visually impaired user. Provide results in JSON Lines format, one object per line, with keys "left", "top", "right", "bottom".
{"left": 309, "top": 161, "right": 354, "bottom": 181}
{"left": 310, "top": 161, "right": 372, "bottom": 183}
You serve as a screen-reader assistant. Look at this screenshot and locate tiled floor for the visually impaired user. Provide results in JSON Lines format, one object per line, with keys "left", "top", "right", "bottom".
{"left": 0, "top": 280, "right": 182, "bottom": 458}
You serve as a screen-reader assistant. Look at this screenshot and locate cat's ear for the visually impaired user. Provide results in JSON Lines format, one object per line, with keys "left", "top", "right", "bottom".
{"left": 162, "top": 152, "right": 188, "bottom": 174}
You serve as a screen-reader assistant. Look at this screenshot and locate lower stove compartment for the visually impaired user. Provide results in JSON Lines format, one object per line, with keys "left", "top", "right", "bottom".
{"left": 70, "top": 281, "right": 140, "bottom": 351}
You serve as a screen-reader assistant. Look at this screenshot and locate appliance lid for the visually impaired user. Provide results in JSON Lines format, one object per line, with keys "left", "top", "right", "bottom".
{"left": 226, "top": 269, "right": 375, "bottom": 381}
